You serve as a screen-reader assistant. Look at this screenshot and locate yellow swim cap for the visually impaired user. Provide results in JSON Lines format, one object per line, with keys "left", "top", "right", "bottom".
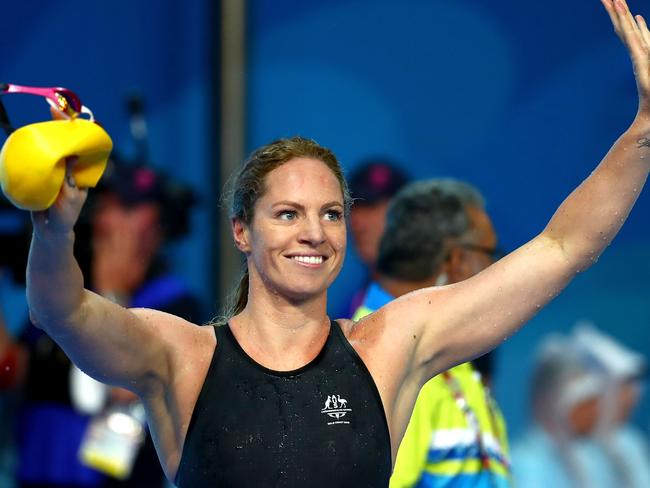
{"left": 0, "top": 118, "right": 113, "bottom": 211}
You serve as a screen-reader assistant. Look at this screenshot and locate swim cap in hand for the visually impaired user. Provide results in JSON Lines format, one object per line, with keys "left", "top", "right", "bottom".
{"left": 0, "top": 83, "right": 113, "bottom": 211}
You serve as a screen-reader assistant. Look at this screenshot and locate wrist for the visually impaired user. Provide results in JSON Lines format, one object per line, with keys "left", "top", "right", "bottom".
{"left": 32, "top": 228, "right": 75, "bottom": 245}
{"left": 633, "top": 107, "right": 650, "bottom": 130}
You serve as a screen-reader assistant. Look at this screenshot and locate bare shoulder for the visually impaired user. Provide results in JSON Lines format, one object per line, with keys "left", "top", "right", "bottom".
{"left": 343, "top": 286, "right": 446, "bottom": 343}
{"left": 338, "top": 304, "right": 416, "bottom": 366}
{"left": 335, "top": 317, "right": 355, "bottom": 336}
{"left": 338, "top": 287, "right": 452, "bottom": 381}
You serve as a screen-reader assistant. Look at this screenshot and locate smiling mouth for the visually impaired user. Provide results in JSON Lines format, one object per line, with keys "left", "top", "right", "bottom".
{"left": 290, "top": 255, "right": 325, "bottom": 265}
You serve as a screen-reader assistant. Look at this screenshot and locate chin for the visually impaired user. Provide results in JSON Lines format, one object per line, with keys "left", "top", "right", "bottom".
{"left": 285, "top": 285, "right": 328, "bottom": 303}
{"left": 272, "top": 279, "right": 329, "bottom": 303}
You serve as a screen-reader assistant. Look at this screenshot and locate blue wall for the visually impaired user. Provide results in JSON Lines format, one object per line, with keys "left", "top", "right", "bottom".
{"left": 1, "top": 0, "right": 648, "bottom": 443}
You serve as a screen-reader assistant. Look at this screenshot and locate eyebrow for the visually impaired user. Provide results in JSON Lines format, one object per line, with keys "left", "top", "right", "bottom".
{"left": 272, "top": 200, "right": 344, "bottom": 211}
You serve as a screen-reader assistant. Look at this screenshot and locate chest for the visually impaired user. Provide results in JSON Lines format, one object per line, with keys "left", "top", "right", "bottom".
{"left": 177, "top": 331, "right": 391, "bottom": 487}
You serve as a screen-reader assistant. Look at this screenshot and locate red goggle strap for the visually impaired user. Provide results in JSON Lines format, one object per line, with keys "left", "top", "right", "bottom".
{"left": 0, "top": 83, "right": 95, "bottom": 137}
{"left": 1, "top": 83, "right": 83, "bottom": 115}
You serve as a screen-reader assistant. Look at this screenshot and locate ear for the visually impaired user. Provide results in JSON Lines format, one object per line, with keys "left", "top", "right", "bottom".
{"left": 232, "top": 218, "right": 251, "bottom": 253}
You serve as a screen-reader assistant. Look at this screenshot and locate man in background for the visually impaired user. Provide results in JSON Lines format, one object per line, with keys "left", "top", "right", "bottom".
{"left": 353, "top": 178, "right": 510, "bottom": 487}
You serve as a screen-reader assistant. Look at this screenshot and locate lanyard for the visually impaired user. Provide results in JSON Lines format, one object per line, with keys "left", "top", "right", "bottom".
{"left": 441, "top": 370, "right": 509, "bottom": 472}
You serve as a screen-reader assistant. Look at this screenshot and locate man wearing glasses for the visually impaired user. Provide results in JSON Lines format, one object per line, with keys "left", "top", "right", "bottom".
{"left": 353, "top": 178, "right": 509, "bottom": 488}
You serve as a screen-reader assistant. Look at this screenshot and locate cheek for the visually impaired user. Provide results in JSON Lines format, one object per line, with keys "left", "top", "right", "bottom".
{"left": 370, "top": 210, "right": 388, "bottom": 227}
{"left": 94, "top": 210, "right": 121, "bottom": 233}
{"left": 250, "top": 226, "right": 288, "bottom": 259}
{"left": 331, "top": 225, "right": 347, "bottom": 252}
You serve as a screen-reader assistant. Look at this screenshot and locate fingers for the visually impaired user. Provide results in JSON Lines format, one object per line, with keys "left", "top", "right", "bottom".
{"left": 601, "top": 0, "right": 622, "bottom": 35}
{"left": 30, "top": 158, "right": 88, "bottom": 237}
{"left": 53, "top": 158, "right": 88, "bottom": 216}
{"left": 636, "top": 15, "right": 650, "bottom": 48}
{"left": 603, "top": 0, "right": 650, "bottom": 80}
{"left": 615, "top": 0, "right": 641, "bottom": 35}
{"left": 63, "top": 157, "right": 87, "bottom": 195}
{"left": 613, "top": 0, "right": 645, "bottom": 52}
{"left": 64, "top": 157, "right": 81, "bottom": 190}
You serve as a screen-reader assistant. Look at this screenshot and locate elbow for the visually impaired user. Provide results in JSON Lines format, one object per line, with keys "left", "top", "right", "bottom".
{"left": 27, "top": 290, "right": 89, "bottom": 336}
{"left": 537, "top": 232, "right": 600, "bottom": 275}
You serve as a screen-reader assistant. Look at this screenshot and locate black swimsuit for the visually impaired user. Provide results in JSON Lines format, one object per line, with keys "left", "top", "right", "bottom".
{"left": 175, "top": 321, "right": 391, "bottom": 487}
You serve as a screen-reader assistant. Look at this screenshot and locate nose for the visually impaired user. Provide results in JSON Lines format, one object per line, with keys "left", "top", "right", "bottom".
{"left": 298, "top": 214, "right": 326, "bottom": 246}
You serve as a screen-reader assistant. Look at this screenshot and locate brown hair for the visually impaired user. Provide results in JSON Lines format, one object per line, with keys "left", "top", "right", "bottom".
{"left": 221, "top": 136, "right": 351, "bottom": 320}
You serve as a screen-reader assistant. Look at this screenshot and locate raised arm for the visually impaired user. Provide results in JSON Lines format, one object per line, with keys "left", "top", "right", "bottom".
{"left": 359, "top": 0, "right": 650, "bottom": 384}
{"left": 26, "top": 163, "right": 182, "bottom": 394}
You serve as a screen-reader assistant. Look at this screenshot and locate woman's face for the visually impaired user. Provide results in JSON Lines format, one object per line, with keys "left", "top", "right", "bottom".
{"left": 235, "top": 157, "right": 347, "bottom": 301}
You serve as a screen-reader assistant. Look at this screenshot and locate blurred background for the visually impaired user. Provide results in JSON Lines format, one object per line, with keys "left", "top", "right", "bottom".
{"left": 1, "top": 0, "right": 648, "bottom": 484}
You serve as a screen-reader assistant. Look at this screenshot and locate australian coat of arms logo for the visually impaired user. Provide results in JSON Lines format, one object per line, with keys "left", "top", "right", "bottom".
{"left": 321, "top": 394, "right": 352, "bottom": 425}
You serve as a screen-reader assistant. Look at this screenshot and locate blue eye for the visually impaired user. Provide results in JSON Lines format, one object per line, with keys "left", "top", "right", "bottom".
{"left": 277, "top": 210, "right": 297, "bottom": 221}
{"left": 324, "top": 210, "right": 343, "bottom": 221}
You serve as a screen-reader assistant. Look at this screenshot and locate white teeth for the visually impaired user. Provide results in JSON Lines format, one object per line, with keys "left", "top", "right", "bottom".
{"left": 292, "top": 255, "right": 323, "bottom": 265}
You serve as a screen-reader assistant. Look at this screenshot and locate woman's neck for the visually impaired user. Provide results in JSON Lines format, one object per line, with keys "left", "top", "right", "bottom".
{"left": 229, "top": 279, "right": 331, "bottom": 370}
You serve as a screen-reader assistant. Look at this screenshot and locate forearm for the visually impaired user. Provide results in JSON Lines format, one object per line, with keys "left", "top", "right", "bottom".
{"left": 26, "top": 230, "right": 87, "bottom": 327}
{"left": 543, "top": 115, "right": 650, "bottom": 268}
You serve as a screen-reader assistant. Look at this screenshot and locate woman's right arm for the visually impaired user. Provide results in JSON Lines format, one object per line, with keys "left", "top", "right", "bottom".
{"left": 26, "top": 165, "right": 182, "bottom": 394}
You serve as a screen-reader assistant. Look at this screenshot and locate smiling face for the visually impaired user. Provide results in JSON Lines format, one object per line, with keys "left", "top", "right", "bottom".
{"left": 232, "top": 157, "right": 347, "bottom": 302}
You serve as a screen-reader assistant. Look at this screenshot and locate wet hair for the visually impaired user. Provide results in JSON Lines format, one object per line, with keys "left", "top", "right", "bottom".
{"left": 222, "top": 136, "right": 351, "bottom": 319}
{"left": 376, "top": 178, "right": 484, "bottom": 281}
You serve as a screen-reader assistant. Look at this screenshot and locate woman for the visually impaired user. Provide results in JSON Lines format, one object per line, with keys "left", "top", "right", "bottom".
{"left": 26, "top": 1, "right": 650, "bottom": 486}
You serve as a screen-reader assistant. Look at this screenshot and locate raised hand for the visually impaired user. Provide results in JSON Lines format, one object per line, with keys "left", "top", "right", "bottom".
{"left": 602, "top": 0, "right": 650, "bottom": 112}
{"left": 30, "top": 158, "right": 88, "bottom": 239}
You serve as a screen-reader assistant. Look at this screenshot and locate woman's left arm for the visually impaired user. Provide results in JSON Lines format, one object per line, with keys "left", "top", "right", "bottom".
{"left": 363, "top": 0, "right": 650, "bottom": 381}
{"left": 545, "top": 0, "right": 650, "bottom": 265}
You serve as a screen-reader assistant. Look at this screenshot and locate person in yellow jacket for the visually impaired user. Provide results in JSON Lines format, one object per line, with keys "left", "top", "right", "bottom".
{"left": 353, "top": 179, "right": 510, "bottom": 487}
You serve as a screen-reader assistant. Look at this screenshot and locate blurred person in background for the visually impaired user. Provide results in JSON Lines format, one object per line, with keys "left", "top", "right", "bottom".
{"left": 353, "top": 178, "right": 510, "bottom": 487}
{"left": 81, "top": 157, "right": 204, "bottom": 488}
{"left": 0, "top": 196, "right": 40, "bottom": 488}
{"left": 346, "top": 160, "right": 409, "bottom": 316}
{"left": 0, "top": 305, "right": 22, "bottom": 488}
{"left": 511, "top": 324, "right": 650, "bottom": 488}
{"left": 0, "top": 157, "right": 203, "bottom": 488}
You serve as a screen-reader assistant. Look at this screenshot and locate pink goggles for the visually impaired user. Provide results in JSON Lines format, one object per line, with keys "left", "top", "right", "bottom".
{"left": 1, "top": 83, "right": 83, "bottom": 116}
{"left": 0, "top": 83, "right": 97, "bottom": 137}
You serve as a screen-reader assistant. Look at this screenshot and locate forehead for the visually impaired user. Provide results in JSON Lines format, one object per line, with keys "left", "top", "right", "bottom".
{"left": 261, "top": 157, "right": 344, "bottom": 204}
